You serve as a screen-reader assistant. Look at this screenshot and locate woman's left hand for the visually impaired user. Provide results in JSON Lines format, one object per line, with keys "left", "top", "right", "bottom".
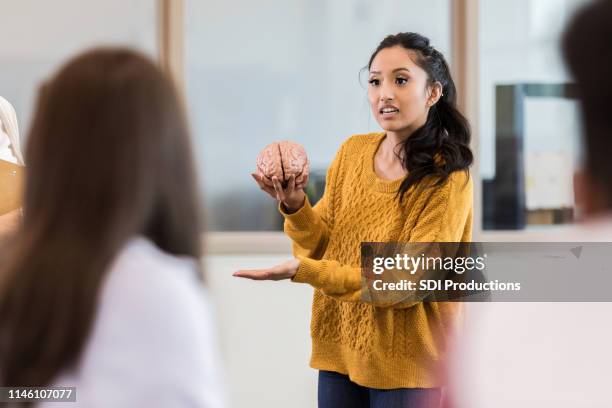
{"left": 233, "top": 258, "right": 300, "bottom": 281}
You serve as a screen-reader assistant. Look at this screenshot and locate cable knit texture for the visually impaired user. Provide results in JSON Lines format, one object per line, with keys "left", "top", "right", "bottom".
{"left": 279, "top": 132, "right": 473, "bottom": 389}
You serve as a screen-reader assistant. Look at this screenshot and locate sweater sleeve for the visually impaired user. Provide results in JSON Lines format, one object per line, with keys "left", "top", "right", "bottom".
{"left": 279, "top": 142, "right": 346, "bottom": 260}
{"left": 291, "top": 171, "right": 473, "bottom": 307}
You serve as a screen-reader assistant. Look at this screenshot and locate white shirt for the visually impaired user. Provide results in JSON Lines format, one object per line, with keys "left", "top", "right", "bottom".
{"left": 0, "top": 123, "right": 18, "bottom": 164}
{"left": 0, "top": 96, "right": 23, "bottom": 165}
{"left": 40, "top": 237, "right": 227, "bottom": 408}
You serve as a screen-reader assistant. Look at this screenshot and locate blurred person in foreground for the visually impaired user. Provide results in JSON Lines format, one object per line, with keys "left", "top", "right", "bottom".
{"left": 564, "top": 0, "right": 612, "bottom": 233}
{"left": 0, "top": 48, "right": 225, "bottom": 407}
{"left": 445, "top": 2, "right": 612, "bottom": 407}
{"left": 0, "top": 96, "right": 25, "bottom": 244}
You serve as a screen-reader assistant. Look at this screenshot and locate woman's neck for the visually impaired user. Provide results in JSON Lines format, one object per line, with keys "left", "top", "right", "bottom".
{"left": 379, "top": 130, "right": 411, "bottom": 163}
{"left": 380, "top": 113, "right": 428, "bottom": 162}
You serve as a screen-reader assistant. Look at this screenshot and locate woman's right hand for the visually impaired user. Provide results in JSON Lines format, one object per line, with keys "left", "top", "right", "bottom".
{"left": 251, "top": 172, "right": 308, "bottom": 213}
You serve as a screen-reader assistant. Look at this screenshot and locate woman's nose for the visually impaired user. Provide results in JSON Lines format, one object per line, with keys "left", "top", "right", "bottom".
{"left": 379, "top": 85, "right": 394, "bottom": 101}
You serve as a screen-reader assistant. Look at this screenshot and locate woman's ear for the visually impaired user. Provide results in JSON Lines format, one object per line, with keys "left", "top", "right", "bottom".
{"left": 427, "top": 81, "right": 443, "bottom": 107}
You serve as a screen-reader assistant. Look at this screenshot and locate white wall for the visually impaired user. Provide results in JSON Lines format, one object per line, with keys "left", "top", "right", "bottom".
{"left": 0, "top": 0, "right": 157, "bottom": 144}
{"left": 204, "top": 253, "right": 317, "bottom": 408}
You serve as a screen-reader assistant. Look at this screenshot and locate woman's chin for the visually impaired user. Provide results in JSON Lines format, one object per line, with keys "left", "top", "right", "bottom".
{"left": 378, "top": 123, "right": 408, "bottom": 133}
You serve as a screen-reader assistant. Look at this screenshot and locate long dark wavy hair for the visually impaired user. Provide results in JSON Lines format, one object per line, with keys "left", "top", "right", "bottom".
{"left": 368, "top": 32, "right": 473, "bottom": 202}
{"left": 0, "top": 48, "right": 202, "bottom": 388}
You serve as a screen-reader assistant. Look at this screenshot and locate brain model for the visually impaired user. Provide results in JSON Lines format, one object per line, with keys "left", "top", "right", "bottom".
{"left": 256, "top": 141, "right": 309, "bottom": 188}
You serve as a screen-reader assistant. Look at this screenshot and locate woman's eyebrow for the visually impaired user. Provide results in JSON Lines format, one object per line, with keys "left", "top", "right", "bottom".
{"left": 369, "top": 67, "right": 411, "bottom": 74}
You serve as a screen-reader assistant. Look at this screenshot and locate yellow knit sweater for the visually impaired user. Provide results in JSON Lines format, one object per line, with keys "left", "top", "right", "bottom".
{"left": 279, "top": 132, "right": 473, "bottom": 389}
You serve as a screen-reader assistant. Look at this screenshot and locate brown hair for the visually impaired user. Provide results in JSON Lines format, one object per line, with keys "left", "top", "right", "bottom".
{"left": 0, "top": 48, "right": 202, "bottom": 387}
{"left": 563, "top": 0, "right": 612, "bottom": 207}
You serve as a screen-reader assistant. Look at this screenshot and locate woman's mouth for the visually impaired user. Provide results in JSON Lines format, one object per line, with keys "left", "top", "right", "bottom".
{"left": 380, "top": 107, "right": 399, "bottom": 119}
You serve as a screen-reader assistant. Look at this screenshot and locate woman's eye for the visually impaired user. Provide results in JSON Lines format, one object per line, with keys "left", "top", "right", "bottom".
{"left": 368, "top": 79, "right": 380, "bottom": 86}
{"left": 396, "top": 77, "right": 408, "bottom": 85}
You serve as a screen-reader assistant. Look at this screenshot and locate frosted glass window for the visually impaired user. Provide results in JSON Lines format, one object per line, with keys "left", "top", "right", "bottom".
{"left": 479, "top": 0, "right": 589, "bottom": 229}
{"left": 185, "top": 0, "right": 451, "bottom": 231}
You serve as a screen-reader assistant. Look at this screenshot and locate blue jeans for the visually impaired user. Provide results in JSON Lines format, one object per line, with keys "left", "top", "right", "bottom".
{"left": 318, "top": 370, "right": 441, "bottom": 408}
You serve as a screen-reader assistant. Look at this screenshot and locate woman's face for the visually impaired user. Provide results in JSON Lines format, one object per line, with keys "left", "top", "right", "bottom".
{"left": 368, "top": 46, "right": 440, "bottom": 136}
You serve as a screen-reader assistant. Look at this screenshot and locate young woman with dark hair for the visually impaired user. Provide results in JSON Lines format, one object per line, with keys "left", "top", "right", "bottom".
{"left": 0, "top": 48, "right": 225, "bottom": 407}
{"left": 236, "top": 32, "right": 473, "bottom": 408}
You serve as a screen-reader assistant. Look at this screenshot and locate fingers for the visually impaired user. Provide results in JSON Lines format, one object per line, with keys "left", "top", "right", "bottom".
{"left": 233, "top": 259, "right": 297, "bottom": 281}
{"left": 251, "top": 173, "right": 276, "bottom": 197}
{"left": 251, "top": 172, "right": 268, "bottom": 187}
{"left": 295, "top": 172, "right": 308, "bottom": 190}
{"left": 271, "top": 176, "right": 285, "bottom": 201}
{"left": 252, "top": 171, "right": 306, "bottom": 200}
{"left": 285, "top": 174, "right": 296, "bottom": 195}
{"left": 251, "top": 172, "right": 274, "bottom": 188}
{"left": 233, "top": 269, "right": 273, "bottom": 280}
{"left": 258, "top": 171, "right": 275, "bottom": 187}
{"left": 233, "top": 266, "right": 283, "bottom": 281}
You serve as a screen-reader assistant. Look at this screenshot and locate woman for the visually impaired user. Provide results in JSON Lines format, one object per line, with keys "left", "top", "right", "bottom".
{"left": 0, "top": 96, "right": 25, "bottom": 243}
{"left": 0, "top": 48, "right": 225, "bottom": 407}
{"left": 235, "top": 32, "right": 473, "bottom": 408}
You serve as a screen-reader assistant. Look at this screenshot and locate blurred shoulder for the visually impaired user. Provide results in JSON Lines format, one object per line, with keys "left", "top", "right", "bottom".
{"left": 95, "top": 236, "right": 214, "bottom": 360}
{"left": 105, "top": 236, "right": 205, "bottom": 314}
{"left": 59, "top": 237, "right": 225, "bottom": 407}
